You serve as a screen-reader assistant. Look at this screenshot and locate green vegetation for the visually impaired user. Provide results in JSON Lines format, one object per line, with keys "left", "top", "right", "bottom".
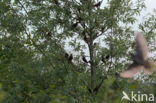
{"left": 0, "top": 0, "right": 156, "bottom": 103}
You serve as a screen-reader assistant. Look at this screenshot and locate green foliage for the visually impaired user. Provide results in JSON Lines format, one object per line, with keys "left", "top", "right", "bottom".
{"left": 0, "top": 0, "right": 156, "bottom": 103}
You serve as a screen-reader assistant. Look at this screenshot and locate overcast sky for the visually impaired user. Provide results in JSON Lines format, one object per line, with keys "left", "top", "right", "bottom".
{"left": 144, "top": 0, "right": 156, "bottom": 12}
{"left": 135, "top": 0, "right": 156, "bottom": 30}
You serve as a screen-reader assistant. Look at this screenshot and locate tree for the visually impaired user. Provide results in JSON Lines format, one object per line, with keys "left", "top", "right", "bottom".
{"left": 0, "top": 0, "right": 156, "bottom": 103}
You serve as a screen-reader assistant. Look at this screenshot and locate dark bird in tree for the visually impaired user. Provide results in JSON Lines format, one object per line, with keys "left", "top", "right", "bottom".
{"left": 65, "top": 53, "right": 73, "bottom": 62}
{"left": 72, "top": 22, "right": 78, "bottom": 28}
{"left": 93, "top": 43, "right": 97, "bottom": 46}
{"left": 77, "top": 7, "right": 81, "bottom": 13}
{"left": 46, "top": 32, "right": 52, "bottom": 37}
{"left": 120, "top": 32, "right": 156, "bottom": 78}
{"left": 68, "top": 54, "right": 73, "bottom": 62}
{"left": 78, "top": 17, "right": 82, "bottom": 22}
{"left": 83, "top": 34, "right": 90, "bottom": 44}
{"left": 101, "top": 26, "right": 105, "bottom": 32}
{"left": 84, "top": 35, "right": 87, "bottom": 41}
{"left": 101, "top": 55, "right": 110, "bottom": 63}
{"left": 88, "top": 87, "right": 92, "bottom": 94}
{"left": 105, "top": 55, "right": 110, "bottom": 60}
{"left": 72, "top": 17, "right": 83, "bottom": 28}
{"left": 54, "top": 0, "right": 59, "bottom": 5}
{"left": 93, "top": 0, "right": 103, "bottom": 8}
{"left": 101, "top": 55, "right": 105, "bottom": 63}
{"left": 82, "top": 56, "right": 88, "bottom": 63}
{"left": 65, "top": 53, "right": 69, "bottom": 59}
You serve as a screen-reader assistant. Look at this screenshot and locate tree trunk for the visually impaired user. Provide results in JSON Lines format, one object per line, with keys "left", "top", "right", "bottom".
{"left": 89, "top": 41, "right": 96, "bottom": 95}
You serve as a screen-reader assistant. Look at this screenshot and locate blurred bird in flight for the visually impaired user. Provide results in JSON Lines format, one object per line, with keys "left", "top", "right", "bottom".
{"left": 120, "top": 32, "right": 156, "bottom": 78}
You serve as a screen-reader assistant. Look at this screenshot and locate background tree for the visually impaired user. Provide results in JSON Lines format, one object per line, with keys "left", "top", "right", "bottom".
{"left": 0, "top": 0, "right": 156, "bottom": 103}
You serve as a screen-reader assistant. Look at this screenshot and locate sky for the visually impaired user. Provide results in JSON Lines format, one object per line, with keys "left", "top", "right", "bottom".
{"left": 144, "top": 0, "right": 156, "bottom": 12}
{"left": 136, "top": 0, "right": 156, "bottom": 30}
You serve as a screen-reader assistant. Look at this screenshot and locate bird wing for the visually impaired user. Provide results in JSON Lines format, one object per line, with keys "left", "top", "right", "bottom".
{"left": 144, "top": 60, "right": 156, "bottom": 72}
{"left": 134, "top": 32, "right": 149, "bottom": 64}
{"left": 120, "top": 64, "right": 145, "bottom": 78}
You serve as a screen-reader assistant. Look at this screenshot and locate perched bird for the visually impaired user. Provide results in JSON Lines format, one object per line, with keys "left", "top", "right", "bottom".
{"left": 77, "top": 7, "right": 81, "bottom": 13}
{"left": 84, "top": 35, "right": 88, "bottom": 42}
{"left": 72, "top": 22, "right": 79, "bottom": 28}
{"left": 77, "top": 17, "right": 82, "bottom": 22}
{"left": 72, "top": 17, "right": 82, "bottom": 28}
{"left": 54, "top": 0, "right": 59, "bottom": 5}
{"left": 101, "top": 55, "right": 105, "bottom": 63}
{"left": 68, "top": 54, "right": 73, "bottom": 62}
{"left": 65, "top": 53, "right": 73, "bottom": 62}
{"left": 83, "top": 34, "right": 90, "bottom": 44}
{"left": 120, "top": 32, "right": 156, "bottom": 78}
{"left": 46, "top": 32, "right": 52, "bottom": 37}
{"left": 82, "top": 56, "right": 88, "bottom": 63}
{"left": 93, "top": 43, "right": 97, "bottom": 46}
{"left": 65, "top": 53, "right": 69, "bottom": 59}
{"left": 101, "top": 55, "right": 110, "bottom": 63}
{"left": 93, "top": 0, "right": 103, "bottom": 8}
{"left": 105, "top": 55, "right": 110, "bottom": 60}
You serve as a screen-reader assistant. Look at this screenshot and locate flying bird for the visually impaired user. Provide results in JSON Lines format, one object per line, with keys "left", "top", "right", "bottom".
{"left": 120, "top": 32, "right": 156, "bottom": 78}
